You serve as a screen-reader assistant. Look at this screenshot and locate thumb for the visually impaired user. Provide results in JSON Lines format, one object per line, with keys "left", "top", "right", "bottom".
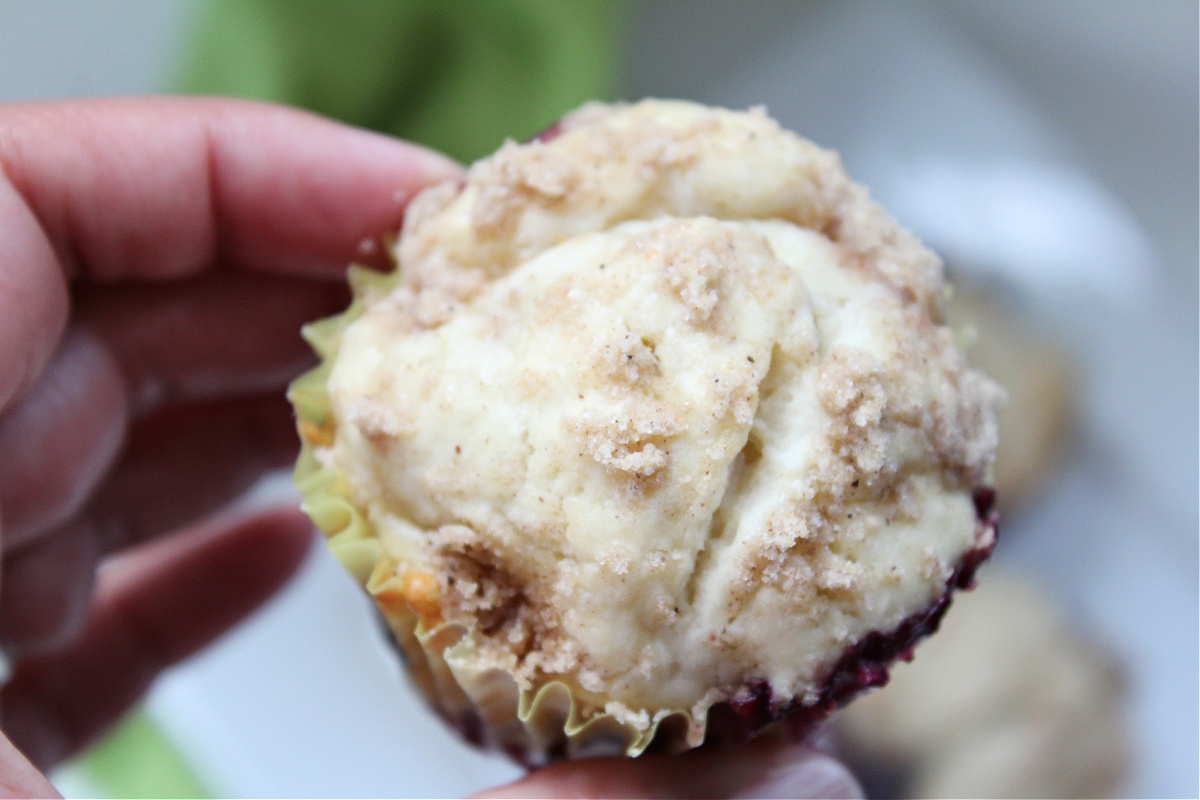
{"left": 473, "top": 736, "right": 862, "bottom": 799}
{"left": 0, "top": 730, "right": 58, "bottom": 799}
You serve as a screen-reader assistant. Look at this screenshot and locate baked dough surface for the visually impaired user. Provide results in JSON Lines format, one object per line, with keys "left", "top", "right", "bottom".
{"left": 318, "top": 100, "right": 1002, "bottom": 731}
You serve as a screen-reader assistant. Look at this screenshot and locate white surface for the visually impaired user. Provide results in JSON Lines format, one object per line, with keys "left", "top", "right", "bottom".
{"left": 4, "top": 2, "right": 1196, "bottom": 798}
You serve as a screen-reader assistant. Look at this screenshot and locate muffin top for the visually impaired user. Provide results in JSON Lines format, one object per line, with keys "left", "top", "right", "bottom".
{"left": 315, "top": 100, "right": 1001, "bottom": 741}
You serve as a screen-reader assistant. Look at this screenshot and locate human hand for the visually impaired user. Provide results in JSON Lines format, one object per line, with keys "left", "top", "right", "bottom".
{"left": 0, "top": 98, "right": 861, "bottom": 800}
{"left": 476, "top": 733, "right": 862, "bottom": 799}
{"left": 0, "top": 97, "right": 459, "bottom": 797}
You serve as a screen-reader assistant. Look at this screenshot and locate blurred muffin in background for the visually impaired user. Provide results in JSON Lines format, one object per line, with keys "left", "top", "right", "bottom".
{"left": 945, "top": 281, "right": 1077, "bottom": 511}
{"left": 835, "top": 569, "right": 1132, "bottom": 799}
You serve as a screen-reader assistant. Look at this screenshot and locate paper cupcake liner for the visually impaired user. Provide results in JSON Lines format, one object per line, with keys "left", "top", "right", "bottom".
{"left": 290, "top": 265, "right": 999, "bottom": 765}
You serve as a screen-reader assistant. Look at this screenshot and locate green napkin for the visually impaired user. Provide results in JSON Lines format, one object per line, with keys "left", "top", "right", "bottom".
{"left": 178, "top": 0, "right": 619, "bottom": 162}
{"left": 79, "top": 710, "right": 209, "bottom": 799}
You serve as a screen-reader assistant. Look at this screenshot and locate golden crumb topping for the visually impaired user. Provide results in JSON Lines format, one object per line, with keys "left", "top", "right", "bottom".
{"left": 318, "top": 100, "right": 1001, "bottom": 739}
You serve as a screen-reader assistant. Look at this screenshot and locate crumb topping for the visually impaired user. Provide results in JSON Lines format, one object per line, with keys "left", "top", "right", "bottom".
{"left": 321, "top": 100, "right": 1001, "bottom": 735}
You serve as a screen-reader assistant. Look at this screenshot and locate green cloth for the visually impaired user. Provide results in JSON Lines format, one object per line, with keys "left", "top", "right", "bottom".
{"left": 71, "top": 3, "right": 617, "bottom": 799}
{"left": 79, "top": 711, "right": 209, "bottom": 799}
{"left": 177, "top": 0, "right": 619, "bottom": 162}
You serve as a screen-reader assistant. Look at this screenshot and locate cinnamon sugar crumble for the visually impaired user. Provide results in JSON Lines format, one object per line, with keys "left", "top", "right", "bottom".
{"left": 321, "top": 100, "right": 1001, "bottom": 739}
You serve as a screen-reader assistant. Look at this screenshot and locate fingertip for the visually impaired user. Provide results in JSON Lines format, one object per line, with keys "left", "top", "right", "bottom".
{"left": 730, "top": 747, "right": 863, "bottom": 799}
{"left": 0, "top": 175, "right": 71, "bottom": 412}
{"left": 251, "top": 505, "right": 318, "bottom": 560}
{"left": 214, "top": 505, "right": 317, "bottom": 592}
{"left": 0, "top": 326, "right": 127, "bottom": 547}
{"left": 411, "top": 146, "right": 465, "bottom": 188}
{"left": 0, "top": 521, "right": 100, "bottom": 655}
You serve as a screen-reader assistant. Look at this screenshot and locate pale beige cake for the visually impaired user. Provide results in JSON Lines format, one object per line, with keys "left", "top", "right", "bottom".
{"left": 298, "top": 99, "right": 1003, "bottom": 756}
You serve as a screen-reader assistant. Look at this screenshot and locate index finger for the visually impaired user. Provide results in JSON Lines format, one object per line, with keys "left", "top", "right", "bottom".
{"left": 0, "top": 97, "right": 461, "bottom": 409}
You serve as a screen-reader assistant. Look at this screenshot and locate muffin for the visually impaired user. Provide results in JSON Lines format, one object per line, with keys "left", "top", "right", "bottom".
{"left": 836, "top": 570, "right": 1132, "bottom": 798}
{"left": 944, "top": 283, "right": 1075, "bottom": 510}
{"left": 289, "top": 100, "right": 1003, "bottom": 763}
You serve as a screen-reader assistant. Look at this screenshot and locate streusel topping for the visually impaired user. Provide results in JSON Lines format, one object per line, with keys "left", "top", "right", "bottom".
{"left": 318, "top": 100, "right": 1002, "bottom": 738}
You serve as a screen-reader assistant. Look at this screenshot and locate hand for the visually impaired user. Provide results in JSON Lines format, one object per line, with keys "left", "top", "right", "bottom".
{"left": 0, "top": 97, "right": 459, "bottom": 797}
{"left": 0, "top": 98, "right": 861, "bottom": 800}
{"left": 476, "top": 733, "right": 862, "bottom": 799}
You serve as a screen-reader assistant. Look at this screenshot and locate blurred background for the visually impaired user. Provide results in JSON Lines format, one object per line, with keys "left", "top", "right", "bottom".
{"left": 1, "top": 0, "right": 1195, "bottom": 797}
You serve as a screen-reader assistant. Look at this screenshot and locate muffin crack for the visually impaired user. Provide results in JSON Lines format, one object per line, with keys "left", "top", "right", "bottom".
{"left": 683, "top": 346, "right": 776, "bottom": 607}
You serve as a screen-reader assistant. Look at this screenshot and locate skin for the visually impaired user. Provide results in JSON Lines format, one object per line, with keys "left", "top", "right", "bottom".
{"left": 0, "top": 98, "right": 858, "bottom": 799}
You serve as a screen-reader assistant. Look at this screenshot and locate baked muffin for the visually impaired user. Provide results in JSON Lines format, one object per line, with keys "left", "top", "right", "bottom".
{"left": 944, "top": 283, "right": 1075, "bottom": 510}
{"left": 836, "top": 570, "right": 1131, "bottom": 798}
{"left": 290, "top": 100, "right": 1003, "bottom": 762}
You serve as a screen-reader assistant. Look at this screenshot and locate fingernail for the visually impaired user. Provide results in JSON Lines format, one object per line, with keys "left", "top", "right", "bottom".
{"left": 731, "top": 750, "right": 863, "bottom": 799}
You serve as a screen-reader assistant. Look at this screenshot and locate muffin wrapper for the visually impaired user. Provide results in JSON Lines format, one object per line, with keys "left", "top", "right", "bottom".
{"left": 289, "top": 266, "right": 999, "bottom": 765}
